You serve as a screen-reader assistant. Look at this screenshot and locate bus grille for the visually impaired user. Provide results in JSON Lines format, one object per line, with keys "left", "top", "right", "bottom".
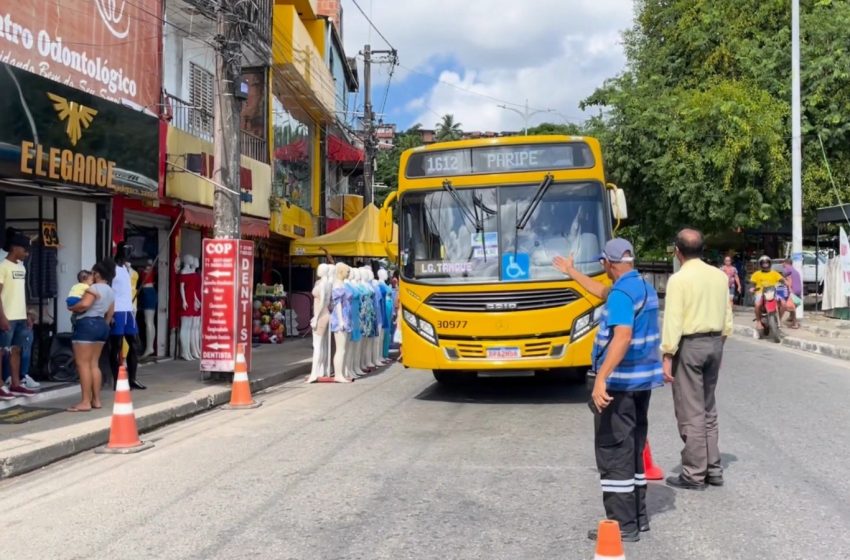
{"left": 427, "top": 288, "right": 579, "bottom": 312}
{"left": 455, "top": 341, "right": 554, "bottom": 359}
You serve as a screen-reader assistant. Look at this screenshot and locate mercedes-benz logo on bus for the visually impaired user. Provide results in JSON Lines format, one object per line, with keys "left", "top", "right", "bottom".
{"left": 486, "top": 302, "right": 518, "bottom": 311}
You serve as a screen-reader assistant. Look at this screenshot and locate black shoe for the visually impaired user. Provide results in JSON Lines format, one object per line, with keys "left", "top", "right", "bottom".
{"left": 707, "top": 476, "right": 725, "bottom": 487}
{"left": 666, "top": 475, "right": 706, "bottom": 491}
{"left": 129, "top": 380, "right": 147, "bottom": 390}
{"left": 587, "top": 528, "right": 640, "bottom": 543}
{"left": 639, "top": 523, "right": 650, "bottom": 532}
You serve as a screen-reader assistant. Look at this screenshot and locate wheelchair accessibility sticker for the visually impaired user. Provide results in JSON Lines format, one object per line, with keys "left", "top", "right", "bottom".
{"left": 502, "top": 253, "right": 530, "bottom": 280}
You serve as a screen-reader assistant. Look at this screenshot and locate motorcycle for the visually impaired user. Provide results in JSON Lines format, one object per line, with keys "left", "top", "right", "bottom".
{"left": 759, "top": 284, "right": 784, "bottom": 343}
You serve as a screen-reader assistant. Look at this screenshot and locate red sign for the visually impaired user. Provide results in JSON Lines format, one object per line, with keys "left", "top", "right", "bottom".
{"left": 200, "top": 239, "right": 239, "bottom": 372}
{"left": 0, "top": 1, "right": 162, "bottom": 112}
{"left": 236, "top": 240, "right": 255, "bottom": 371}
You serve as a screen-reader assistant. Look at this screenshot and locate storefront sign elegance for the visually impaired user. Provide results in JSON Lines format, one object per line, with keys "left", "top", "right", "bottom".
{"left": 0, "top": 63, "right": 158, "bottom": 197}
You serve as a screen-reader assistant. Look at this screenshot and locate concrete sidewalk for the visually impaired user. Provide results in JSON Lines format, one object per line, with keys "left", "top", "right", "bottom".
{"left": 0, "top": 339, "right": 314, "bottom": 479}
{"left": 731, "top": 307, "right": 850, "bottom": 361}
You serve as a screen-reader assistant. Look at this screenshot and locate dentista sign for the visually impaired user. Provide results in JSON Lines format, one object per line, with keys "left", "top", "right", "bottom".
{"left": 0, "top": 2, "right": 161, "bottom": 111}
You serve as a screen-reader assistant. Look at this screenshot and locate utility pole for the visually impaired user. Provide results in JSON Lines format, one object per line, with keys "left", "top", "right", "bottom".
{"left": 497, "top": 99, "right": 553, "bottom": 135}
{"left": 360, "top": 44, "right": 397, "bottom": 205}
{"left": 213, "top": 0, "right": 243, "bottom": 239}
{"left": 791, "top": 0, "right": 803, "bottom": 316}
{"left": 362, "top": 44, "right": 373, "bottom": 205}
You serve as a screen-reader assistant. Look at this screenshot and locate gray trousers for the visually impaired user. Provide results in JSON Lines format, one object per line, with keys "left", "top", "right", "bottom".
{"left": 672, "top": 336, "right": 724, "bottom": 484}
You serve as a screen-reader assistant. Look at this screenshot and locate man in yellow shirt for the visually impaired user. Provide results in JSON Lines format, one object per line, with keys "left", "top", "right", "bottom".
{"left": 750, "top": 255, "right": 785, "bottom": 326}
{"left": 661, "top": 229, "right": 733, "bottom": 490}
{"left": 0, "top": 229, "right": 36, "bottom": 399}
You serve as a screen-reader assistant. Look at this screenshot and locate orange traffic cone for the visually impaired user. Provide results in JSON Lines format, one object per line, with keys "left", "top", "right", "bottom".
{"left": 643, "top": 439, "right": 664, "bottom": 480}
{"left": 223, "top": 343, "right": 261, "bottom": 409}
{"left": 594, "top": 519, "right": 625, "bottom": 560}
{"left": 95, "top": 365, "right": 153, "bottom": 454}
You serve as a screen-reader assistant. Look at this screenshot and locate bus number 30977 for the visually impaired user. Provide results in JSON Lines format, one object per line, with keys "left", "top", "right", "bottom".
{"left": 437, "top": 320, "right": 468, "bottom": 329}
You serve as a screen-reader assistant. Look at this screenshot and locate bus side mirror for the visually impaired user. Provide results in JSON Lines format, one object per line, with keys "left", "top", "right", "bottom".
{"left": 608, "top": 185, "right": 628, "bottom": 220}
{"left": 380, "top": 191, "right": 398, "bottom": 261}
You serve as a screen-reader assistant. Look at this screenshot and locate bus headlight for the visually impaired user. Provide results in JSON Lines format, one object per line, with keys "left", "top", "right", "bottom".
{"left": 572, "top": 306, "right": 602, "bottom": 341}
{"left": 403, "top": 308, "right": 418, "bottom": 330}
{"left": 402, "top": 307, "right": 438, "bottom": 345}
{"left": 418, "top": 319, "right": 436, "bottom": 343}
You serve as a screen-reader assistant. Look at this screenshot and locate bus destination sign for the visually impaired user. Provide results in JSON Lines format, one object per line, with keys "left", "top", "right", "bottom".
{"left": 405, "top": 142, "right": 593, "bottom": 178}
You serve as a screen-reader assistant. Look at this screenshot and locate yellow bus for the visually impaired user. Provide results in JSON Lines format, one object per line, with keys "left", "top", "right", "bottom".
{"left": 379, "top": 135, "right": 628, "bottom": 383}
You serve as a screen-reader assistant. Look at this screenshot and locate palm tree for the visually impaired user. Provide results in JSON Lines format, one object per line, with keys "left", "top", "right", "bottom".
{"left": 436, "top": 114, "right": 463, "bottom": 141}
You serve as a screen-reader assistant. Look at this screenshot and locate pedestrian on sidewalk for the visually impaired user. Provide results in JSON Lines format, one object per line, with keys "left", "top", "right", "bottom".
{"left": 661, "top": 229, "right": 733, "bottom": 491}
{"left": 108, "top": 244, "right": 145, "bottom": 390}
{"left": 553, "top": 238, "right": 663, "bottom": 543}
{"left": 782, "top": 258, "right": 802, "bottom": 329}
{"left": 0, "top": 228, "right": 37, "bottom": 400}
{"left": 67, "top": 261, "right": 115, "bottom": 412}
{"left": 2, "top": 310, "right": 39, "bottom": 389}
{"left": 721, "top": 256, "right": 741, "bottom": 303}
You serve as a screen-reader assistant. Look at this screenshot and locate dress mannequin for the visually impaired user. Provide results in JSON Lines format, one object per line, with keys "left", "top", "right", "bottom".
{"left": 378, "top": 268, "right": 393, "bottom": 360}
{"left": 140, "top": 263, "right": 158, "bottom": 357}
{"left": 188, "top": 255, "right": 202, "bottom": 359}
{"left": 307, "top": 264, "right": 333, "bottom": 382}
{"left": 359, "top": 268, "right": 377, "bottom": 372}
{"left": 345, "top": 268, "right": 364, "bottom": 378}
{"left": 328, "top": 264, "right": 352, "bottom": 383}
{"left": 370, "top": 269, "right": 386, "bottom": 366}
{"left": 178, "top": 256, "right": 201, "bottom": 361}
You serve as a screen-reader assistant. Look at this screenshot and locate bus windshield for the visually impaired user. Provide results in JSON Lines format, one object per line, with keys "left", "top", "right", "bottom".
{"left": 400, "top": 181, "right": 608, "bottom": 284}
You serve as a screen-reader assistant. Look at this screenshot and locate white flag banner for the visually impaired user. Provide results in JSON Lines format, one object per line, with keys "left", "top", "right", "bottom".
{"left": 840, "top": 227, "right": 850, "bottom": 297}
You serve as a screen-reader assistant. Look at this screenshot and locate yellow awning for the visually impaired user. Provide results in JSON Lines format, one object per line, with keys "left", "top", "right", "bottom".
{"left": 290, "top": 204, "right": 397, "bottom": 257}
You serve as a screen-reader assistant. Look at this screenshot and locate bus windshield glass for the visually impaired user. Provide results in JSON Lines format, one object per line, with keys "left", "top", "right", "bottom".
{"left": 400, "top": 181, "right": 607, "bottom": 284}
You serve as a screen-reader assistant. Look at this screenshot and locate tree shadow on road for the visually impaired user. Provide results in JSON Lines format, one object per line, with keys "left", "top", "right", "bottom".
{"left": 414, "top": 377, "right": 589, "bottom": 405}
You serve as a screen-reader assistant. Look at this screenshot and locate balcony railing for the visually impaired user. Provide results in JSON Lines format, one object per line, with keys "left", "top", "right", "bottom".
{"left": 165, "top": 93, "right": 213, "bottom": 143}
{"left": 241, "top": 130, "right": 269, "bottom": 163}
{"left": 166, "top": 93, "right": 269, "bottom": 163}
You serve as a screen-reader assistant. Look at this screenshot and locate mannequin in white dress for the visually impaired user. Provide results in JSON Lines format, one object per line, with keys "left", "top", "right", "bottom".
{"left": 306, "top": 264, "right": 332, "bottom": 382}
{"left": 178, "top": 256, "right": 200, "bottom": 361}
{"left": 188, "top": 255, "right": 202, "bottom": 359}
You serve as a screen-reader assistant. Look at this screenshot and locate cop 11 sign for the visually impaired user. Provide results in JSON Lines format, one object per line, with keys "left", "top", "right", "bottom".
{"left": 200, "top": 239, "right": 254, "bottom": 372}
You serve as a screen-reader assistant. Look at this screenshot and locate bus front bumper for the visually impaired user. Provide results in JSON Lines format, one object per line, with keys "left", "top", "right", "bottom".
{"left": 399, "top": 322, "right": 597, "bottom": 372}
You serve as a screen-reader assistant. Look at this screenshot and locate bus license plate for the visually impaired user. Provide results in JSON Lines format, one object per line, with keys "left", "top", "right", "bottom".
{"left": 487, "top": 347, "right": 520, "bottom": 360}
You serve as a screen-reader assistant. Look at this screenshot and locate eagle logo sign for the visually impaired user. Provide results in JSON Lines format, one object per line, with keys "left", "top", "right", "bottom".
{"left": 47, "top": 93, "right": 98, "bottom": 146}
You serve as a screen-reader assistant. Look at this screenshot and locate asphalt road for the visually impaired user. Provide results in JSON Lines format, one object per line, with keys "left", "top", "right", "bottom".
{"left": 2, "top": 337, "right": 849, "bottom": 560}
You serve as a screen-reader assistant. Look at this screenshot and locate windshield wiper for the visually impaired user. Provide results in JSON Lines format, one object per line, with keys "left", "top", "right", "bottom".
{"left": 442, "top": 179, "right": 481, "bottom": 231}
{"left": 516, "top": 173, "right": 553, "bottom": 231}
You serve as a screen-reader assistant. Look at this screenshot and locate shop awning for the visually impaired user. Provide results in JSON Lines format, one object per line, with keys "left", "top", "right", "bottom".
{"left": 181, "top": 204, "right": 270, "bottom": 238}
{"left": 290, "top": 204, "right": 396, "bottom": 257}
{"left": 274, "top": 139, "right": 309, "bottom": 162}
{"left": 328, "top": 134, "right": 364, "bottom": 164}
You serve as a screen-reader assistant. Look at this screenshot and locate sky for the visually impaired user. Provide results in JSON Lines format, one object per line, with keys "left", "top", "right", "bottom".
{"left": 339, "top": 0, "right": 635, "bottom": 133}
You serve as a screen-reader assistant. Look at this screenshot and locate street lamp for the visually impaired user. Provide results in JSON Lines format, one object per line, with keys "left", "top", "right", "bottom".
{"left": 497, "top": 99, "right": 554, "bottom": 135}
{"left": 791, "top": 0, "right": 803, "bottom": 316}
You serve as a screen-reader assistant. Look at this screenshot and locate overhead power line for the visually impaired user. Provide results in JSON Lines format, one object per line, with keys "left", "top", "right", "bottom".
{"left": 350, "top": 0, "right": 396, "bottom": 51}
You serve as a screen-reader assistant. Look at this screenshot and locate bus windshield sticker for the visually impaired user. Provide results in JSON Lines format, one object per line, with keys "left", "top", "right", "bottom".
{"left": 415, "top": 261, "right": 474, "bottom": 277}
{"left": 406, "top": 143, "right": 592, "bottom": 178}
{"left": 502, "top": 253, "right": 531, "bottom": 281}
{"left": 471, "top": 232, "right": 498, "bottom": 259}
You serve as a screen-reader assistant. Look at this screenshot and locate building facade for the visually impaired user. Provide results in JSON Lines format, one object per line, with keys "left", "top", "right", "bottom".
{"left": 0, "top": 1, "right": 163, "bottom": 373}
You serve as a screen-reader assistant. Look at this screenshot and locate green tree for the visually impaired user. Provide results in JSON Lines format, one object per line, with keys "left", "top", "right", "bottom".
{"left": 526, "top": 122, "right": 583, "bottom": 136}
{"left": 374, "top": 124, "right": 425, "bottom": 207}
{"left": 583, "top": 0, "right": 850, "bottom": 247}
{"left": 435, "top": 114, "right": 463, "bottom": 141}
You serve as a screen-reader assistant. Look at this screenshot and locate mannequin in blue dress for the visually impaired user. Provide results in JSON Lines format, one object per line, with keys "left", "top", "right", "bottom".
{"left": 345, "top": 266, "right": 364, "bottom": 378}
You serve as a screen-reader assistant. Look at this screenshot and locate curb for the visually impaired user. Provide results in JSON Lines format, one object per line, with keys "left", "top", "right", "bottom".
{"left": 0, "top": 363, "right": 312, "bottom": 479}
{"left": 733, "top": 325, "right": 850, "bottom": 361}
